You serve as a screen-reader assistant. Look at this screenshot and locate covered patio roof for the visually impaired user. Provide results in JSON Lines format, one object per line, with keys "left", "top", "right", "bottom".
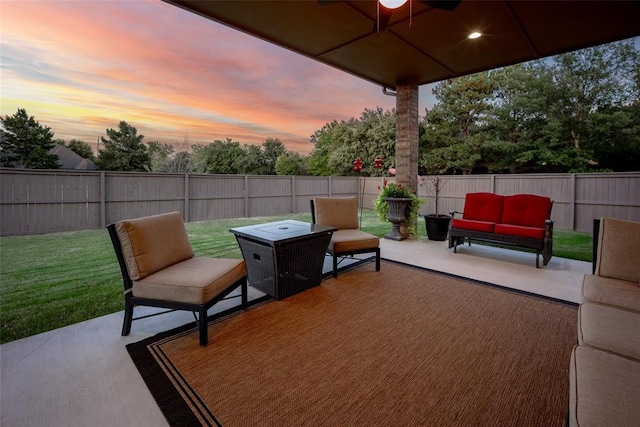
{"left": 165, "top": 0, "right": 640, "bottom": 89}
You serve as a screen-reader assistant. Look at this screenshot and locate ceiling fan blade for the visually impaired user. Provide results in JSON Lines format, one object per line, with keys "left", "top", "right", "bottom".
{"left": 418, "top": 0, "right": 461, "bottom": 11}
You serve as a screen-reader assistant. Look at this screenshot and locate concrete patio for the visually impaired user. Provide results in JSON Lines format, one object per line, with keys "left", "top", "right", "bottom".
{"left": 0, "top": 238, "right": 590, "bottom": 427}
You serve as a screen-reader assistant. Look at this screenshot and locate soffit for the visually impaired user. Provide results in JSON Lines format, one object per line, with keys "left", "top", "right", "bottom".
{"left": 165, "top": 0, "right": 640, "bottom": 88}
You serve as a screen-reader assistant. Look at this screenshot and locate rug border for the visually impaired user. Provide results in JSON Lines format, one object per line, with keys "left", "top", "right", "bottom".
{"left": 127, "top": 258, "right": 577, "bottom": 426}
{"left": 382, "top": 258, "right": 579, "bottom": 309}
{"left": 126, "top": 295, "right": 271, "bottom": 427}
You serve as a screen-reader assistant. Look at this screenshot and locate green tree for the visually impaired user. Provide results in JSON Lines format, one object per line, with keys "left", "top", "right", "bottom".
{"left": 275, "top": 152, "right": 307, "bottom": 175}
{"left": 587, "top": 103, "right": 640, "bottom": 171}
{"left": 481, "top": 64, "right": 549, "bottom": 173}
{"left": 236, "top": 144, "right": 266, "bottom": 175}
{"left": 308, "top": 107, "right": 396, "bottom": 177}
{"left": 191, "top": 139, "right": 245, "bottom": 174}
{"left": 63, "top": 139, "right": 95, "bottom": 161}
{"left": 421, "top": 73, "right": 492, "bottom": 174}
{"left": 308, "top": 120, "right": 346, "bottom": 176}
{"left": 261, "top": 138, "right": 287, "bottom": 175}
{"left": 95, "top": 121, "right": 150, "bottom": 171}
{"left": 541, "top": 39, "right": 640, "bottom": 171}
{"left": 0, "top": 108, "right": 58, "bottom": 168}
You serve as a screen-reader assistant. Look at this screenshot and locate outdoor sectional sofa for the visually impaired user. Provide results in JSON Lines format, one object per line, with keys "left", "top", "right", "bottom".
{"left": 449, "top": 192, "right": 553, "bottom": 267}
{"left": 569, "top": 217, "right": 640, "bottom": 426}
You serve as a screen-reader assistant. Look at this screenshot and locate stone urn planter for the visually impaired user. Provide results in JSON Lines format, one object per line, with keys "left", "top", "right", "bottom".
{"left": 423, "top": 213, "right": 452, "bottom": 241}
{"left": 383, "top": 197, "right": 413, "bottom": 241}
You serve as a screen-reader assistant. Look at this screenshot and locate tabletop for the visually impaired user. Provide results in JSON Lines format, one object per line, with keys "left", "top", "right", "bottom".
{"left": 230, "top": 219, "right": 336, "bottom": 245}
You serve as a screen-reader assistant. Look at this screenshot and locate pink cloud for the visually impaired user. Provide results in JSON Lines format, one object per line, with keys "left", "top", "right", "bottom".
{"left": 1, "top": 0, "right": 410, "bottom": 156}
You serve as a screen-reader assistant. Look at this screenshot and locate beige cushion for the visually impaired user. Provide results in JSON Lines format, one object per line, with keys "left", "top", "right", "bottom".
{"left": 132, "top": 257, "right": 246, "bottom": 305}
{"left": 569, "top": 345, "right": 640, "bottom": 427}
{"left": 330, "top": 229, "right": 379, "bottom": 253}
{"left": 582, "top": 274, "right": 640, "bottom": 312}
{"left": 314, "top": 197, "right": 360, "bottom": 230}
{"left": 578, "top": 302, "right": 640, "bottom": 360}
{"left": 595, "top": 217, "right": 640, "bottom": 283}
{"left": 115, "top": 211, "right": 194, "bottom": 280}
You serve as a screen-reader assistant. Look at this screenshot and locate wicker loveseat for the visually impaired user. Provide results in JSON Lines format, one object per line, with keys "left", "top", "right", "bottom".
{"left": 448, "top": 192, "right": 553, "bottom": 267}
{"left": 569, "top": 217, "right": 640, "bottom": 426}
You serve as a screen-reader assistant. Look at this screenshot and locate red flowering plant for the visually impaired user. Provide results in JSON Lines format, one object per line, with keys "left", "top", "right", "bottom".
{"left": 373, "top": 178, "right": 423, "bottom": 239}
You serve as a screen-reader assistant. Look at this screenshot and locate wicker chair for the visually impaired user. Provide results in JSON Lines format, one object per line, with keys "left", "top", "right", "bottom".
{"left": 107, "top": 211, "right": 247, "bottom": 346}
{"left": 310, "top": 196, "right": 380, "bottom": 277}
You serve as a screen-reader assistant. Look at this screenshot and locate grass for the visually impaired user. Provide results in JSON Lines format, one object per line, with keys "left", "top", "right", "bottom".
{"left": 0, "top": 210, "right": 592, "bottom": 344}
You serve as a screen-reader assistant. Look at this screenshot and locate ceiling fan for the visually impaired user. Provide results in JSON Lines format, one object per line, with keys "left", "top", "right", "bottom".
{"left": 377, "top": 0, "right": 461, "bottom": 33}
{"left": 319, "top": 0, "right": 462, "bottom": 33}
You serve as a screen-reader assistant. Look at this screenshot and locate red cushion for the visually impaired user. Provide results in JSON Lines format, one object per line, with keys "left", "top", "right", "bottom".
{"left": 501, "top": 194, "right": 551, "bottom": 228}
{"left": 452, "top": 218, "right": 495, "bottom": 233}
{"left": 462, "top": 193, "right": 504, "bottom": 223}
{"left": 494, "top": 224, "right": 545, "bottom": 239}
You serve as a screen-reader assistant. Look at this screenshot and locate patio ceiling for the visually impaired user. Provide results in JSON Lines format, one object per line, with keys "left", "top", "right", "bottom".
{"left": 164, "top": 0, "right": 640, "bottom": 89}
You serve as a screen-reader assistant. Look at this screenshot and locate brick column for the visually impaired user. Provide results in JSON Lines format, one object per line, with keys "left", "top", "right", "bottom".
{"left": 395, "top": 78, "right": 419, "bottom": 194}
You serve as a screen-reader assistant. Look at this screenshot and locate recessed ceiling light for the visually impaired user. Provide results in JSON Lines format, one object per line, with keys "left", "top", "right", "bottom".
{"left": 468, "top": 32, "right": 482, "bottom": 39}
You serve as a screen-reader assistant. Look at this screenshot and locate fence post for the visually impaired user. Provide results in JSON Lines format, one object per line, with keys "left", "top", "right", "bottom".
{"left": 100, "top": 172, "right": 106, "bottom": 228}
{"left": 291, "top": 175, "right": 296, "bottom": 213}
{"left": 570, "top": 173, "right": 576, "bottom": 231}
{"left": 184, "top": 173, "right": 190, "bottom": 222}
{"left": 244, "top": 175, "right": 249, "bottom": 217}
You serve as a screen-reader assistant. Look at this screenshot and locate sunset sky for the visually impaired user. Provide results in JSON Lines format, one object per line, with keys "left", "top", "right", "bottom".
{"left": 1, "top": 0, "right": 437, "bottom": 155}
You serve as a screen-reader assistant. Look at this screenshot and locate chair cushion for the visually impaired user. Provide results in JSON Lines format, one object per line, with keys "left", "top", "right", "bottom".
{"left": 115, "top": 211, "right": 194, "bottom": 280}
{"left": 582, "top": 274, "right": 640, "bottom": 313}
{"left": 314, "top": 197, "right": 360, "bottom": 230}
{"left": 462, "top": 192, "right": 504, "bottom": 223}
{"left": 569, "top": 345, "right": 640, "bottom": 427}
{"left": 494, "top": 223, "right": 545, "bottom": 239}
{"left": 578, "top": 302, "right": 640, "bottom": 360}
{"left": 451, "top": 218, "right": 495, "bottom": 233}
{"left": 329, "top": 229, "right": 379, "bottom": 253}
{"left": 501, "top": 194, "right": 551, "bottom": 228}
{"left": 132, "top": 257, "right": 247, "bottom": 305}
{"left": 595, "top": 217, "right": 640, "bottom": 283}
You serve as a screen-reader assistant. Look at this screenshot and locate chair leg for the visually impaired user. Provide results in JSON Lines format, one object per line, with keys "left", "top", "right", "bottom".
{"left": 198, "top": 306, "right": 208, "bottom": 346}
{"left": 333, "top": 253, "right": 338, "bottom": 278}
{"left": 241, "top": 280, "right": 248, "bottom": 306}
{"left": 121, "top": 301, "right": 134, "bottom": 336}
{"left": 375, "top": 248, "right": 380, "bottom": 271}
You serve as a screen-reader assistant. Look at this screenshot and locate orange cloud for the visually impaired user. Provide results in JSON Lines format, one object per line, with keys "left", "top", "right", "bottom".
{"left": 2, "top": 1, "right": 436, "bottom": 157}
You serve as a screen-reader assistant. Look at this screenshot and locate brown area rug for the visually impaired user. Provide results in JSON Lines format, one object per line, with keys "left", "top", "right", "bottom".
{"left": 127, "top": 260, "right": 577, "bottom": 427}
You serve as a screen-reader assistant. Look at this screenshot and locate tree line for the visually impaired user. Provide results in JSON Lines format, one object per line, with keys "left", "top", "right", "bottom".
{"left": 2, "top": 39, "right": 638, "bottom": 176}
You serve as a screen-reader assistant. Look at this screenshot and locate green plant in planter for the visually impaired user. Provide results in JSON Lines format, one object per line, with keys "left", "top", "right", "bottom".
{"left": 373, "top": 180, "right": 423, "bottom": 239}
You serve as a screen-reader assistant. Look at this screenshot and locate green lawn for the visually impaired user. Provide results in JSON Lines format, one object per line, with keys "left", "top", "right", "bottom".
{"left": 0, "top": 211, "right": 592, "bottom": 344}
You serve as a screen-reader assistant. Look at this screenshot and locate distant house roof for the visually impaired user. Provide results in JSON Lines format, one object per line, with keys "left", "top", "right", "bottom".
{"left": 50, "top": 145, "right": 97, "bottom": 170}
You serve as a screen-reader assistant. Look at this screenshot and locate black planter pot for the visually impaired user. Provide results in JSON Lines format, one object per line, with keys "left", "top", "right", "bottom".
{"left": 424, "top": 214, "right": 451, "bottom": 241}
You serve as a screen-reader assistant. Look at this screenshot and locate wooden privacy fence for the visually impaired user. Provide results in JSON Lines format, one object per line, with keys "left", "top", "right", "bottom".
{"left": 1, "top": 168, "right": 638, "bottom": 236}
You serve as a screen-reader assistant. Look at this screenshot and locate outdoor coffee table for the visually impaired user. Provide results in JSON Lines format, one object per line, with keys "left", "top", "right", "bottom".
{"left": 230, "top": 219, "right": 336, "bottom": 299}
